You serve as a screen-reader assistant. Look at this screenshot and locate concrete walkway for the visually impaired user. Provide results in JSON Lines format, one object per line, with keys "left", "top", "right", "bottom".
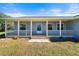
{"left": 28, "top": 39, "right": 50, "bottom": 42}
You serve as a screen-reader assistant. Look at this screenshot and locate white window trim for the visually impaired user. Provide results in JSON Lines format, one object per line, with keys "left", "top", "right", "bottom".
{"left": 56, "top": 23, "right": 64, "bottom": 30}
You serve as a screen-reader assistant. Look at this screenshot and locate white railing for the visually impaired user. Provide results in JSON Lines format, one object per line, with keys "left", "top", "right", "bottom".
{"left": 19, "top": 30, "right": 30, "bottom": 36}
{"left": 48, "top": 30, "right": 59, "bottom": 35}
{"left": 6, "top": 30, "right": 73, "bottom": 37}
{"left": 7, "top": 30, "right": 30, "bottom": 36}
{"left": 7, "top": 30, "right": 18, "bottom": 36}
{"left": 48, "top": 30, "right": 73, "bottom": 36}
{"left": 61, "top": 30, "right": 73, "bottom": 35}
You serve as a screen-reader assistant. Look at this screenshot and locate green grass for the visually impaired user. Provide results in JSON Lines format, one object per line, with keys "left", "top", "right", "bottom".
{"left": 0, "top": 31, "right": 13, "bottom": 35}
{"left": 0, "top": 32, "right": 5, "bottom": 35}
{"left": 0, "top": 39, "right": 79, "bottom": 56}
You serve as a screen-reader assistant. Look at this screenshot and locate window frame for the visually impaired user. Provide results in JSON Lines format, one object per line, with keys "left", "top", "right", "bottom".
{"left": 56, "top": 23, "right": 64, "bottom": 30}
{"left": 36, "top": 23, "right": 42, "bottom": 31}
{"left": 20, "top": 23, "right": 27, "bottom": 30}
{"left": 48, "top": 23, "right": 53, "bottom": 30}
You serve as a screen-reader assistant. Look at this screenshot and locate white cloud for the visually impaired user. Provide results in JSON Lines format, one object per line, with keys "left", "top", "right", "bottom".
{"left": 50, "top": 8, "right": 62, "bottom": 16}
{"left": 40, "top": 8, "right": 45, "bottom": 12}
{"left": 2, "top": 3, "right": 15, "bottom": 9}
{"left": 3, "top": 3, "right": 79, "bottom": 16}
{"left": 2, "top": 3, "right": 19, "bottom": 13}
{"left": 2, "top": 7, "right": 8, "bottom": 9}
{"left": 43, "top": 4, "right": 79, "bottom": 16}
{"left": 5, "top": 13, "right": 27, "bottom": 17}
{"left": 64, "top": 4, "right": 79, "bottom": 16}
{"left": 50, "top": 9, "right": 62, "bottom": 12}
{"left": 5, "top": 12, "right": 37, "bottom": 17}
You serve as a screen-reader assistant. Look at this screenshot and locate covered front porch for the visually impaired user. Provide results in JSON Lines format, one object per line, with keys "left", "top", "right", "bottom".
{"left": 5, "top": 19, "right": 73, "bottom": 37}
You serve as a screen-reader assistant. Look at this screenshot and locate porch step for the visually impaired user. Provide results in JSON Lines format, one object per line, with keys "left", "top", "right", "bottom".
{"left": 31, "top": 36, "right": 48, "bottom": 39}
{"left": 29, "top": 39, "right": 50, "bottom": 42}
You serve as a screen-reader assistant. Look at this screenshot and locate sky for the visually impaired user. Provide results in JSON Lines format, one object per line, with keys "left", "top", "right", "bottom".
{"left": 0, "top": 3, "right": 79, "bottom": 17}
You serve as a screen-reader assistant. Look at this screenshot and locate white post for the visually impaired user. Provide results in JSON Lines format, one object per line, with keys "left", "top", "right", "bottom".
{"left": 46, "top": 21, "right": 48, "bottom": 37}
{"left": 18, "top": 20, "right": 20, "bottom": 37}
{"left": 59, "top": 20, "right": 62, "bottom": 37}
{"left": 26, "top": 24, "right": 27, "bottom": 36}
{"left": 5, "top": 20, "right": 7, "bottom": 38}
{"left": 30, "top": 20, "right": 32, "bottom": 38}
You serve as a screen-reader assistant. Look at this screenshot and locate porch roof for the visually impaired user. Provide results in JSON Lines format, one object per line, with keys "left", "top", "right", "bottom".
{"left": 2, "top": 16, "right": 79, "bottom": 21}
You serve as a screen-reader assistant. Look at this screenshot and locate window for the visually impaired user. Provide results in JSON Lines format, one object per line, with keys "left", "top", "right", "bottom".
{"left": 57, "top": 24, "right": 59, "bottom": 30}
{"left": 48, "top": 24, "right": 52, "bottom": 30}
{"left": 37, "top": 24, "right": 41, "bottom": 31}
{"left": 20, "top": 24, "right": 26, "bottom": 30}
{"left": 61, "top": 24, "right": 64, "bottom": 30}
{"left": 57, "top": 23, "right": 64, "bottom": 30}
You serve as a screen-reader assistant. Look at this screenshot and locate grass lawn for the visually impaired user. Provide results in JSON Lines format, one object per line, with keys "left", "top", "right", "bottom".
{"left": 0, "top": 31, "right": 12, "bottom": 36}
{"left": 0, "top": 32, "right": 5, "bottom": 35}
{"left": 0, "top": 38, "right": 79, "bottom": 56}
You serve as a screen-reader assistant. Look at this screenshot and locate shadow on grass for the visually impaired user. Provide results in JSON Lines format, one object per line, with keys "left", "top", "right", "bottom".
{"left": 0, "top": 34, "right": 5, "bottom": 38}
{"left": 49, "top": 37, "right": 79, "bottom": 43}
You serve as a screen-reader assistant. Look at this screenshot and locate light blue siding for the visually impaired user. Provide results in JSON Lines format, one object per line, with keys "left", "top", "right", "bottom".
{"left": 71, "top": 19, "right": 79, "bottom": 38}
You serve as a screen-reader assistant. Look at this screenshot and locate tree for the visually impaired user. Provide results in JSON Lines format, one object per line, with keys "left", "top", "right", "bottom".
{"left": 0, "top": 12, "right": 11, "bottom": 31}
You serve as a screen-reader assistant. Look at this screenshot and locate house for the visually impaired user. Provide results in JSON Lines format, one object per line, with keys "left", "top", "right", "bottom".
{"left": 4, "top": 16, "right": 79, "bottom": 38}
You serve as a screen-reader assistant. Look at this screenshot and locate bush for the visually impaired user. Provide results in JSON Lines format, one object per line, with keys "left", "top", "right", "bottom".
{"left": 12, "top": 37, "right": 18, "bottom": 40}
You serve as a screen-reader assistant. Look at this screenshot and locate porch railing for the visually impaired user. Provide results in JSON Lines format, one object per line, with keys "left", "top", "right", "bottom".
{"left": 48, "top": 30, "right": 73, "bottom": 36}
{"left": 48, "top": 30, "right": 59, "bottom": 36}
{"left": 61, "top": 30, "right": 73, "bottom": 36}
{"left": 6, "top": 30, "right": 30, "bottom": 36}
{"left": 7, "top": 30, "right": 18, "bottom": 36}
{"left": 6, "top": 30, "right": 73, "bottom": 37}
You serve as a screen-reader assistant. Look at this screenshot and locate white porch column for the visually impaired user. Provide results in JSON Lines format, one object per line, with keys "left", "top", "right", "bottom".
{"left": 46, "top": 21, "right": 48, "bottom": 37}
{"left": 30, "top": 20, "right": 32, "bottom": 37}
{"left": 59, "top": 20, "right": 62, "bottom": 37}
{"left": 5, "top": 20, "right": 7, "bottom": 37}
{"left": 18, "top": 20, "right": 20, "bottom": 37}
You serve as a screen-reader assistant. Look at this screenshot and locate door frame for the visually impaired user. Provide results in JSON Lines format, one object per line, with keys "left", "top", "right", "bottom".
{"left": 36, "top": 23, "right": 42, "bottom": 34}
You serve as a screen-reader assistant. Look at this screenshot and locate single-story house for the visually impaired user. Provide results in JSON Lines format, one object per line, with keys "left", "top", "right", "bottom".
{"left": 4, "top": 16, "right": 79, "bottom": 38}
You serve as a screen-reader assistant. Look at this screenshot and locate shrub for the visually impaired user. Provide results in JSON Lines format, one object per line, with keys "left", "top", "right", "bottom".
{"left": 12, "top": 37, "right": 18, "bottom": 40}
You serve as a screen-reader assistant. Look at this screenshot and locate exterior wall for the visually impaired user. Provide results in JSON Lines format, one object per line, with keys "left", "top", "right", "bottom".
{"left": 71, "top": 19, "right": 79, "bottom": 38}
{"left": 65, "top": 21, "right": 73, "bottom": 30}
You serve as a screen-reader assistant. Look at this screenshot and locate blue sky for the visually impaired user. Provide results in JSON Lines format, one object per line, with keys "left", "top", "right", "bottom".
{"left": 0, "top": 3, "right": 79, "bottom": 17}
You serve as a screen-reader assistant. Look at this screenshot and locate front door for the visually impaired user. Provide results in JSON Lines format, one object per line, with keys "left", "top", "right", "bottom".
{"left": 36, "top": 23, "right": 42, "bottom": 34}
